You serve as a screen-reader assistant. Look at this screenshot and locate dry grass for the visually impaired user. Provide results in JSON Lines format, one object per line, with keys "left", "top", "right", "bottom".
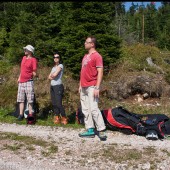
{"left": 1, "top": 44, "right": 170, "bottom": 118}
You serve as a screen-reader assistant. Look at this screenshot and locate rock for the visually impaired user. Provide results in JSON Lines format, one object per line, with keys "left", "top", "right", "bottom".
{"left": 143, "top": 93, "right": 149, "bottom": 99}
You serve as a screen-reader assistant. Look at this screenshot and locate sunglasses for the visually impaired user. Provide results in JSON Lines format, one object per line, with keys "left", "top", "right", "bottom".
{"left": 53, "top": 56, "right": 60, "bottom": 59}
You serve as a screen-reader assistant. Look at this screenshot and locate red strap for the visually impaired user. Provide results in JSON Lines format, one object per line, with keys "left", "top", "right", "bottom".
{"left": 103, "top": 109, "right": 135, "bottom": 132}
{"left": 158, "top": 121, "right": 165, "bottom": 137}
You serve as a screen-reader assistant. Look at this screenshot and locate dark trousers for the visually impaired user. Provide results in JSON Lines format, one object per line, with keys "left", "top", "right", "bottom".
{"left": 50, "top": 84, "right": 66, "bottom": 117}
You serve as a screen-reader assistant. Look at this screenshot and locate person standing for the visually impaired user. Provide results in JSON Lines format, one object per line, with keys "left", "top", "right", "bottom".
{"left": 17, "top": 45, "right": 38, "bottom": 120}
{"left": 48, "top": 52, "right": 68, "bottom": 125}
{"left": 78, "top": 36, "right": 107, "bottom": 140}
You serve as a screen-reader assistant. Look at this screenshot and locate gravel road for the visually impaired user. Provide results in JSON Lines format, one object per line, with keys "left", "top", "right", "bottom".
{"left": 0, "top": 123, "right": 170, "bottom": 170}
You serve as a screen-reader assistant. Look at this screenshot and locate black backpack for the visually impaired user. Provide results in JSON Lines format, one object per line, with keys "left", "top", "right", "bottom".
{"left": 101, "top": 106, "right": 170, "bottom": 139}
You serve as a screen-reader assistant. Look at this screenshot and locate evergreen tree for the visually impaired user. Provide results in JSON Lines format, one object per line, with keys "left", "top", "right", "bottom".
{"left": 157, "top": 2, "right": 170, "bottom": 49}
{"left": 144, "top": 3, "right": 158, "bottom": 43}
{"left": 57, "top": 2, "right": 122, "bottom": 78}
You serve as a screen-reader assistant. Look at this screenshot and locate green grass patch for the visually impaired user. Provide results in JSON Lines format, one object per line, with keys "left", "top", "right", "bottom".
{"left": 0, "top": 132, "right": 48, "bottom": 147}
{"left": 2, "top": 143, "right": 23, "bottom": 151}
{"left": 0, "top": 107, "right": 84, "bottom": 129}
{"left": 0, "top": 131, "right": 58, "bottom": 157}
{"left": 100, "top": 146, "right": 141, "bottom": 163}
{"left": 41, "top": 145, "right": 58, "bottom": 157}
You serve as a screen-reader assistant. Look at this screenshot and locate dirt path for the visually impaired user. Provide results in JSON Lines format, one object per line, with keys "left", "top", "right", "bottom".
{"left": 0, "top": 123, "right": 170, "bottom": 170}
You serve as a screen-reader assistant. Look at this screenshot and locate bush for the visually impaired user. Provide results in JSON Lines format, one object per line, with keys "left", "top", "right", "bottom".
{"left": 0, "top": 61, "right": 12, "bottom": 75}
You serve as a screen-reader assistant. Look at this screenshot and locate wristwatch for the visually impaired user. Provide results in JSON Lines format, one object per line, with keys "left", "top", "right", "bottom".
{"left": 94, "top": 86, "right": 100, "bottom": 90}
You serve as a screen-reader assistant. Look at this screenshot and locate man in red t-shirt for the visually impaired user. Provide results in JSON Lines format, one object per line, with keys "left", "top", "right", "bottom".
{"left": 79, "top": 36, "right": 107, "bottom": 140}
{"left": 17, "top": 45, "right": 37, "bottom": 121}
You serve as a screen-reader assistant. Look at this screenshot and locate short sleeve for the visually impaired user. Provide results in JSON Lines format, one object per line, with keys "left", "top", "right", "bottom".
{"left": 96, "top": 54, "right": 103, "bottom": 68}
{"left": 32, "top": 58, "right": 37, "bottom": 71}
{"left": 59, "top": 64, "right": 63, "bottom": 69}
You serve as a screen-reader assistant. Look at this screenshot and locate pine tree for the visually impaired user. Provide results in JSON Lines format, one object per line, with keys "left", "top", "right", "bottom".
{"left": 56, "top": 2, "right": 122, "bottom": 78}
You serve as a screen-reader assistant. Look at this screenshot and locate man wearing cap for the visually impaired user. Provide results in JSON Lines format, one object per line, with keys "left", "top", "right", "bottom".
{"left": 17, "top": 45, "right": 38, "bottom": 121}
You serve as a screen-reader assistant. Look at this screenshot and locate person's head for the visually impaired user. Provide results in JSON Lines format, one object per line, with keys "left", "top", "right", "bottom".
{"left": 84, "top": 36, "right": 97, "bottom": 50}
{"left": 23, "top": 45, "right": 34, "bottom": 56}
{"left": 53, "top": 51, "right": 62, "bottom": 64}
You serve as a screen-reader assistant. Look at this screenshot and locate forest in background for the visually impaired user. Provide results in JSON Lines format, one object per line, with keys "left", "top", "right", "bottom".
{"left": 0, "top": 2, "right": 170, "bottom": 78}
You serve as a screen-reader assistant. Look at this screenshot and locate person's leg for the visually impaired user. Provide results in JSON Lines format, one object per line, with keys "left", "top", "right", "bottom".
{"left": 28, "top": 103, "right": 33, "bottom": 113}
{"left": 53, "top": 85, "right": 67, "bottom": 125}
{"left": 79, "top": 87, "right": 95, "bottom": 137}
{"left": 17, "top": 83, "right": 26, "bottom": 120}
{"left": 88, "top": 86, "right": 107, "bottom": 140}
{"left": 80, "top": 87, "right": 95, "bottom": 129}
{"left": 88, "top": 86, "right": 106, "bottom": 131}
{"left": 26, "top": 81, "right": 34, "bottom": 114}
{"left": 19, "top": 102, "right": 24, "bottom": 116}
{"left": 50, "top": 86, "right": 61, "bottom": 124}
{"left": 50, "top": 86, "right": 60, "bottom": 116}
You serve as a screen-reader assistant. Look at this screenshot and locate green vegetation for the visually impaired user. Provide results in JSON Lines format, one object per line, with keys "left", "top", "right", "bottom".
{"left": 0, "top": 132, "right": 58, "bottom": 156}
{"left": 1, "top": 2, "right": 170, "bottom": 126}
{"left": 1, "top": 43, "right": 170, "bottom": 126}
{"left": 0, "top": 2, "right": 170, "bottom": 77}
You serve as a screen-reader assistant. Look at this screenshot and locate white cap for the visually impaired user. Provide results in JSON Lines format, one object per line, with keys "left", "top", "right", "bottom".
{"left": 23, "top": 45, "right": 35, "bottom": 54}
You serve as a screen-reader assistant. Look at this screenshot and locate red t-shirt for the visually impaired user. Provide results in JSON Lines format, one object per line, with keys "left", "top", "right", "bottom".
{"left": 19, "top": 56, "right": 37, "bottom": 83}
{"left": 80, "top": 51, "right": 103, "bottom": 87}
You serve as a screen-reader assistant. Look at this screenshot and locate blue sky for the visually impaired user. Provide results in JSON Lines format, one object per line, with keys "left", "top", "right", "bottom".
{"left": 124, "top": 1, "right": 162, "bottom": 11}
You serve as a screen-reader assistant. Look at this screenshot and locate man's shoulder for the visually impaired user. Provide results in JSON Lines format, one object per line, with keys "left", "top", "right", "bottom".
{"left": 32, "top": 56, "right": 38, "bottom": 62}
{"left": 92, "top": 51, "right": 102, "bottom": 59}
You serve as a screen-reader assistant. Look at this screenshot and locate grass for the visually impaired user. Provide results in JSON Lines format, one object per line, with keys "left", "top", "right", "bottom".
{"left": 0, "top": 131, "right": 58, "bottom": 156}
{"left": 3, "top": 143, "right": 23, "bottom": 152}
{"left": 101, "top": 146, "right": 141, "bottom": 163}
{"left": 41, "top": 145, "right": 58, "bottom": 157}
{"left": 0, "top": 106, "right": 84, "bottom": 129}
{"left": 1, "top": 44, "right": 170, "bottom": 127}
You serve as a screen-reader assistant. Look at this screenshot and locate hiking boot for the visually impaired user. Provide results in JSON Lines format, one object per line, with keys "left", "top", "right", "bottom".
{"left": 53, "top": 116, "right": 60, "bottom": 124}
{"left": 61, "top": 117, "right": 68, "bottom": 125}
{"left": 17, "top": 114, "right": 24, "bottom": 121}
{"left": 98, "top": 130, "right": 107, "bottom": 141}
{"left": 79, "top": 128, "right": 95, "bottom": 138}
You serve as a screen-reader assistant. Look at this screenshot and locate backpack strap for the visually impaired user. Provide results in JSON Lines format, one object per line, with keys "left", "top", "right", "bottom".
{"left": 103, "top": 109, "right": 136, "bottom": 132}
{"left": 114, "top": 107, "right": 141, "bottom": 124}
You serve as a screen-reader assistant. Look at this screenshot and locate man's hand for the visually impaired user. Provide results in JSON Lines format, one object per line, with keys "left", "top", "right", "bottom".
{"left": 94, "top": 89, "right": 100, "bottom": 99}
{"left": 79, "top": 86, "right": 81, "bottom": 93}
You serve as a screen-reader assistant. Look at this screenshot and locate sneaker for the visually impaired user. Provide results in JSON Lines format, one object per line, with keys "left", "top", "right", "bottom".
{"left": 98, "top": 130, "right": 107, "bottom": 141}
{"left": 79, "top": 128, "right": 95, "bottom": 138}
{"left": 17, "top": 115, "right": 24, "bottom": 121}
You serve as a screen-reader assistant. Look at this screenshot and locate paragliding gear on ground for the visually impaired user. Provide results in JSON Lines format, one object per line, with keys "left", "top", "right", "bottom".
{"left": 146, "top": 130, "right": 158, "bottom": 140}
{"left": 101, "top": 106, "right": 170, "bottom": 140}
{"left": 76, "top": 106, "right": 170, "bottom": 140}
